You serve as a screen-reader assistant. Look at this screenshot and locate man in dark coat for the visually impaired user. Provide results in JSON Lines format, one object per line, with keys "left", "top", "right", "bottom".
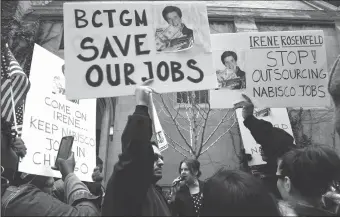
{"left": 235, "top": 94, "right": 295, "bottom": 198}
{"left": 102, "top": 80, "right": 171, "bottom": 216}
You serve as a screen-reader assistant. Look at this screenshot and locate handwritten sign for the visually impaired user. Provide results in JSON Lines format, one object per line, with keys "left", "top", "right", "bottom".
{"left": 151, "top": 102, "right": 168, "bottom": 152}
{"left": 210, "top": 30, "right": 329, "bottom": 108}
{"left": 246, "top": 30, "right": 329, "bottom": 107}
{"left": 19, "top": 44, "right": 96, "bottom": 182}
{"left": 236, "top": 108, "right": 295, "bottom": 166}
{"left": 63, "top": 2, "right": 216, "bottom": 100}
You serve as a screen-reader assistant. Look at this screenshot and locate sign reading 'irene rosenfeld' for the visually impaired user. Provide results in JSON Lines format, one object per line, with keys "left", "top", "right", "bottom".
{"left": 210, "top": 30, "right": 329, "bottom": 108}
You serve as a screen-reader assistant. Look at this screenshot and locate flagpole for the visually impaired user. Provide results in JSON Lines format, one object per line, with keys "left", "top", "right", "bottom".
{"left": 10, "top": 82, "right": 19, "bottom": 133}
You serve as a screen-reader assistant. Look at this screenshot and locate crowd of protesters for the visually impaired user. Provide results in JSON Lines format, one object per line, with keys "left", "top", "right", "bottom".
{"left": 2, "top": 57, "right": 340, "bottom": 216}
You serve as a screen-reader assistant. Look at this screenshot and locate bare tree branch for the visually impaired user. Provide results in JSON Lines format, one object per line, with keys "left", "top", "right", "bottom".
{"left": 167, "top": 142, "right": 189, "bottom": 158}
{"left": 160, "top": 94, "right": 194, "bottom": 153}
{"left": 168, "top": 94, "right": 192, "bottom": 125}
{"left": 197, "top": 101, "right": 211, "bottom": 157}
{"left": 158, "top": 90, "right": 237, "bottom": 160}
{"left": 200, "top": 117, "right": 237, "bottom": 156}
{"left": 203, "top": 110, "right": 235, "bottom": 146}
{"left": 186, "top": 108, "right": 193, "bottom": 148}
{"left": 161, "top": 118, "right": 190, "bottom": 133}
{"left": 164, "top": 132, "right": 191, "bottom": 153}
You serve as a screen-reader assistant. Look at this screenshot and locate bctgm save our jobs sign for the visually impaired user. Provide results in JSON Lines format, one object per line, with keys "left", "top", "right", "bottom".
{"left": 63, "top": 2, "right": 217, "bottom": 100}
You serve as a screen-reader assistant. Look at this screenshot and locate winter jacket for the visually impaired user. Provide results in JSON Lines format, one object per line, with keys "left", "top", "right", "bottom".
{"left": 1, "top": 173, "right": 100, "bottom": 216}
{"left": 102, "top": 105, "right": 171, "bottom": 216}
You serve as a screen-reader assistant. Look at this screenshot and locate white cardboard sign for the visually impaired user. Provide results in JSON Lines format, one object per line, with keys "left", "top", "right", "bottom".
{"left": 63, "top": 2, "right": 217, "bottom": 99}
{"left": 236, "top": 108, "right": 295, "bottom": 166}
{"left": 19, "top": 44, "right": 96, "bottom": 182}
{"left": 210, "top": 30, "right": 329, "bottom": 108}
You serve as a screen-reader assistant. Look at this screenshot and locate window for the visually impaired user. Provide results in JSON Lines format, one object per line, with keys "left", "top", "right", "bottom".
{"left": 176, "top": 90, "right": 209, "bottom": 104}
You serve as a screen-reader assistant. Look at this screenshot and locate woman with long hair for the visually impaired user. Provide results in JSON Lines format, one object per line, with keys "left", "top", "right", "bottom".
{"left": 172, "top": 159, "right": 204, "bottom": 216}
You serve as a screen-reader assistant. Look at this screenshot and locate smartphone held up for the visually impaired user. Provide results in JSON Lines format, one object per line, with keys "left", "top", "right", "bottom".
{"left": 51, "top": 136, "right": 74, "bottom": 171}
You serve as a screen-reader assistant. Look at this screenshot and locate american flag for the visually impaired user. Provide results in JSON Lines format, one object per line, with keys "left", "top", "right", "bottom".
{"left": 1, "top": 44, "right": 31, "bottom": 136}
{"left": 14, "top": 103, "right": 24, "bottom": 136}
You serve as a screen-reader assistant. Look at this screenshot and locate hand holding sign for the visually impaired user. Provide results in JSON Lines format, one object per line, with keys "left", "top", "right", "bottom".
{"left": 234, "top": 94, "right": 254, "bottom": 119}
{"left": 135, "top": 79, "right": 169, "bottom": 153}
{"left": 135, "top": 79, "right": 157, "bottom": 107}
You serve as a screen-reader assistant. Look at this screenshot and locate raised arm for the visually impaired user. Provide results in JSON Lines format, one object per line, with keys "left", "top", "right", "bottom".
{"left": 243, "top": 115, "right": 275, "bottom": 147}
{"left": 234, "top": 94, "right": 294, "bottom": 158}
{"left": 234, "top": 94, "right": 274, "bottom": 145}
{"left": 102, "top": 80, "right": 156, "bottom": 216}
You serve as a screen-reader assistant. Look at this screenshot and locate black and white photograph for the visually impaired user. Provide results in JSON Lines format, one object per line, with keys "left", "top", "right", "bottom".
{"left": 51, "top": 65, "right": 65, "bottom": 95}
{"left": 153, "top": 4, "right": 201, "bottom": 52}
{"left": 155, "top": 5, "right": 194, "bottom": 52}
{"left": 2, "top": 1, "right": 340, "bottom": 216}
{"left": 216, "top": 50, "right": 246, "bottom": 90}
{"left": 52, "top": 75, "right": 65, "bottom": 95}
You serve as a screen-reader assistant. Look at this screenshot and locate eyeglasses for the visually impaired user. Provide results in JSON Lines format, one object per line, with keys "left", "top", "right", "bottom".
{"left": 153, "top": 153, "right": 164, "bottom": 162}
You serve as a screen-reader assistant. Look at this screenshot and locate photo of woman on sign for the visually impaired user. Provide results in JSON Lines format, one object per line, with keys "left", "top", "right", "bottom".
{"left": 155, "top": 5, "right": 194, "bottom": 52}
{"left": 52, "top": 64, "right": 79, "bottom": 104}
{"left": 216, "top": 51, "right": 246, "bottom": 90}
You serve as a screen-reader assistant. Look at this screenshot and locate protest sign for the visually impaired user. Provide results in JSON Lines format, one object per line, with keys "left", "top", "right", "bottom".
{"left": 210, "top": 33, "right": 247, "bottom": 108}
{"left": 19, "top": 44, "right": 96, "bottom": 182}
{"left": 236, "top": 108, "right": 295, "bottom": 166}
{"left": 210, "top": 30, "right": 329, "bottom": 108}
{"left": 151, "top": 101, "right": 168, "bottom": 152}
{"left": 63, "top": 1, "right": 217, "bottom": 100}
